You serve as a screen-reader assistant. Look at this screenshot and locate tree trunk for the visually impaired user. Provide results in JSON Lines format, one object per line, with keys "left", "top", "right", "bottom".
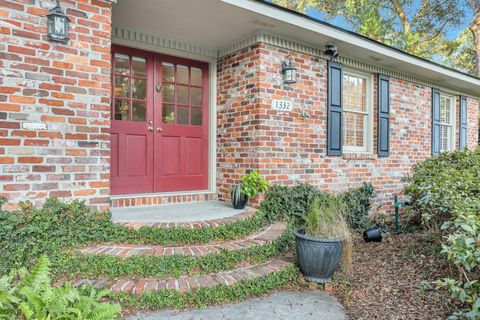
{"left": 471, "top": 12, "right": 480, "bottom": 77}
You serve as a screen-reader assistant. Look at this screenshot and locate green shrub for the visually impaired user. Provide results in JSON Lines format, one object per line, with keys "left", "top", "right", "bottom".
{"left": 340, "top": 183, "right": 375, "bottom": 229}
{"left": 259, "top": 183, "right": 375, "bottom": 228}
{"left": 403, "top": 148, "right": 480, "bottom": 318}
{"left": 0, "top": 255, "right": 121, "bottom": 319}
{"left": 240, "top": 170, "right": 270, "bottom": 198}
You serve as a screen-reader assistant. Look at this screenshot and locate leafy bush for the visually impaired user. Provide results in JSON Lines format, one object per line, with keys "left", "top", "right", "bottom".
{"left": 340, "top": 183, "right": 375, "bottom": 229}
{"left": 259, "top": 183, "right": 375, "bottom": 228}
{"left": 403, "top": 149, "right": 480, "bottom": 318}
{"left": 240, "top": 170, "right": 270, "bottom": 198}
{"left": 0, "top": 255, "right": 121, "bottom": 319}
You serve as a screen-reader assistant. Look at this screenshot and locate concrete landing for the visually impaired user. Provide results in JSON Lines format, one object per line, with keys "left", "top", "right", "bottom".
{"left": 111, "top": 201, "right": 240, "bottom": 223}
{"left": 124, "top": 290, "right": 346, "bottom": 320}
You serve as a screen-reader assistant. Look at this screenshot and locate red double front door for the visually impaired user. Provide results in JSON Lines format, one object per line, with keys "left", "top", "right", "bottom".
{"left": 110, "top": 46, "right": 209, "bottom": 195}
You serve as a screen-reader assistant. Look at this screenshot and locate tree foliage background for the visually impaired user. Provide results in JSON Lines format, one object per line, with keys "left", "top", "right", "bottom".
{"left": 273, "top": 0, "right": 480, "bottom": 77}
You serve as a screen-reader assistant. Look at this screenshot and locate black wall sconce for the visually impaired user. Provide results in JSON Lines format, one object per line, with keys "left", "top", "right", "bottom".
{"left": 281, "top": 55, "right": 297, "bottom": 84}
{"left": 47, "top": 0, "right": 70, "bottom": 43}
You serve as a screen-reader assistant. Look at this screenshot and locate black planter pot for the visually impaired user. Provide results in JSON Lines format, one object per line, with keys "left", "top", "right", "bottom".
{"left": 363, "top": 227, "right": 382, "bottom": 242}
{"left": 294, "top": 229, "right": 343, "bottom": 283}
{"left": 231, "top": 191, "right": 248, "bottom": 209}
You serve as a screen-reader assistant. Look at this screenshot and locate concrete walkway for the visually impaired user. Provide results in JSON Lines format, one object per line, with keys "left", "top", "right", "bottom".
{"left": 124, "top": 290, "right": 346, "bottom": 320}
{"left": 111, "top": 201, "right": 239, "bottom": 223}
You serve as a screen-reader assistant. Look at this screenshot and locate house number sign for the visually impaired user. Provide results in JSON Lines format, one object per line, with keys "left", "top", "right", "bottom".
{"left": 271, "top": 99, "right": 294, "bottom": 112}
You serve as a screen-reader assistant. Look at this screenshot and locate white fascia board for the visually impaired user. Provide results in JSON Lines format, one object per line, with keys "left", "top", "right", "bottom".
{"left": 222, "top": 0, "right": 480, "bottom": 87}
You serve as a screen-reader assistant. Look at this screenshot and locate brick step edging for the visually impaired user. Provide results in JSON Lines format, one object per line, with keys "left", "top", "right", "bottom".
{"left": 114, "top": 207, "right": 256, "bottom": 230}
{"left": 67, "top": 258, "right": 293, "bottom": 295}
{"left": 80, "top": 222, "right": 287, "bottom": 258}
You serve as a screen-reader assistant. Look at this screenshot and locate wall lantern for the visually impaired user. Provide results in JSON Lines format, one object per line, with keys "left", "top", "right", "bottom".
{"left": 281, "top": 55, "right": 297, "bottom": 84}
{"left": 47, "top": 0, "right": 70, "bottom": 43}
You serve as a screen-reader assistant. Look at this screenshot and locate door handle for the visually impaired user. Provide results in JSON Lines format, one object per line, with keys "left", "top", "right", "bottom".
{"left": 156, "top": 127, "right": 162, "bottom": 132}
{"left": 156, "top": 84, "right": 162, "bottom": 92}
{"left": 147, "top": 126, "right": 153, "bottom": 132}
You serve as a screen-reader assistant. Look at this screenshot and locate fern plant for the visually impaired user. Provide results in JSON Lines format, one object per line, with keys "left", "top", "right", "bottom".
{"left": 0, "top": 255, "right": 121, "bottom": 320}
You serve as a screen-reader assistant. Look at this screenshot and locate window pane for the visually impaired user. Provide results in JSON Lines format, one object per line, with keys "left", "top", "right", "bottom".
{"left": 191, "top": 87, "right": 203, "bottom": 106}
{"left": 177, "top": 85, "right": 188, "bottom": 105}
{"left": 356, "top": 115, "right": 365, "bottom": 147}
{"left": 191, "top": 68, "right": 202, "bottom": 86}
{"left": 440, "top": 125, "right": 451, "bottom": 151}
{"left": 343, "top": 112, "right": 355, "bottom": 147}
{"left": 114, "top": 100, "right": 129, "bottom": 121}
{"left": 114, "top": 53, "right": 129, "bottom": 76}
{"left": 132, "top": 79, "right": 146, "bottom": 99}
{"left": 162, "top": 105, "right": 175, "bottom": 124}
{"left": 177, "top": 65, "right": 188, "bottom": 84}
{"left": 191, "top": 107, "right": 202, "bottom": 125}
{"left": 114, "top": 77, "right": 130, "bottom": 97}
{"left": 132, "top": 101, "right": 146, "bottom": 122}
{"left": 162, "top": 84, "right": 174, "bottom": 103}
{"left": 162, "top": 62, "right": 174, "bottom": 82}
{"left": 177, "top": 106, "right": 189, "bottom": 124}
{"left": 132, "top": 56, "right": 146, "bottom": 77}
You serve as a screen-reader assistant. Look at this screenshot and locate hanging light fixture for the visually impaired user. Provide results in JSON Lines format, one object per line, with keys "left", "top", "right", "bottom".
{"left": 47, "top": 0, "right": 70, "bottom": 43}
{"left": 281, "top": 55, "right": 297, "bottom": 84}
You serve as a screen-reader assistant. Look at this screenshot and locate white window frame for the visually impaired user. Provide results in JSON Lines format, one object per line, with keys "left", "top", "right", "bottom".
{"left": 439, "top": 93, "right": 456, "bottom": 152}
{"left": 342, "top": 69, "right": 374, "bottom": 154}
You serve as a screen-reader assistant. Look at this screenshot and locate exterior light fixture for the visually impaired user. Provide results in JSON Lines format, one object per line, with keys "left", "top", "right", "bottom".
{"left": 47, "top": 0, "right": 70, "bottom": 43}
{"left": 281, "top": 55, "right": 297, "bottom": 84}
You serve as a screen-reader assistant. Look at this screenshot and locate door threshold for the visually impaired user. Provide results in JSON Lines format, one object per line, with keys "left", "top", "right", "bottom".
{"left": 110, "top": 190, "right": 217, "bottom": 208}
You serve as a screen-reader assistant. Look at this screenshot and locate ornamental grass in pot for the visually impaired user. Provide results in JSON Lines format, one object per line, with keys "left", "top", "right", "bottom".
{"left": 294, "top": 195, "right": 352, "bottom": 283}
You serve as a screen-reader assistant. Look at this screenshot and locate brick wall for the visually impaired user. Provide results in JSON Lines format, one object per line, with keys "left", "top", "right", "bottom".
{"left": 0, "top": 0, "right": 112, "bottom": 210}
{"left": 216, "top": 43, "right": 479, "bottom": 214}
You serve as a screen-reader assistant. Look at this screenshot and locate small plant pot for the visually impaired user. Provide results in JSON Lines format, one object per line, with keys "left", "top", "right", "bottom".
{"left": 363, "top": 227, "right": 382, "bottom": 242}
{"left": 294, "top": 229, "right": 343, "bottom": 283}
{"left": 231, "top": 191, "right": 248, "bottom": 209}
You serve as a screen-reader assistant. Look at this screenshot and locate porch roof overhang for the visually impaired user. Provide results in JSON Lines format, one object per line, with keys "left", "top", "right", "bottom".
{"left": 112, "top": 0, "right": 480, "bottom": 97}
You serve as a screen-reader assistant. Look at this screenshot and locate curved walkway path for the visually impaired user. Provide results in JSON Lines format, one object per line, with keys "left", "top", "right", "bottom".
{"left": 124, "top": 290, "right": 346, "bottom": 320}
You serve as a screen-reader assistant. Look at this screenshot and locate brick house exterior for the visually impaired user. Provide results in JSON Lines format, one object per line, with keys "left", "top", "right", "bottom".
{"left": 1, "top": 0, "right": 479, "bottom": 213}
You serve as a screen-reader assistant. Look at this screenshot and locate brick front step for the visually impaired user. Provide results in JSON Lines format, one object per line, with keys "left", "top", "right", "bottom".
{"left": 114, "top": 207, "right": 256, "bottom": 230}
{"left": 68, "top": 258, "right": 293, "bottom": 294}
{"left": 80, "top": 222, "right": 287, "bottom": 258}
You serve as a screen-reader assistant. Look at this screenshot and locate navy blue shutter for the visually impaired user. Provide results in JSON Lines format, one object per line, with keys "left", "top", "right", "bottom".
{"left": 327, "top": 61, "right": 343, "bottom": 156}
{"left": 459, "top": 96, "right": 468, "bottom": 150}
{"left": 431, "top": 89, "right": 441, "bottom": 156}
{"left": 377, "top": 75, "right": 390, "bottom": 157}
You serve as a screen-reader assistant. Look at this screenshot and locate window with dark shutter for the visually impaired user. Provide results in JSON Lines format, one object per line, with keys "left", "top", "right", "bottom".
{"left": 327, "top": 61, "right": 343, "bottom": 156}
{"left": 459, "top": 96, "right": 468, "bottom": 150}
{"left": 377, "top": 75, "right": 390, "bottom": 157}
{"left": 432, "top": 89, "right": 441, "bottom": 156}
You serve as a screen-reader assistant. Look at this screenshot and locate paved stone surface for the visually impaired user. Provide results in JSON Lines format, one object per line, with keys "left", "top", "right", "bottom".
{"left": 68, "top": 258, "right": 293, "bottom": 294}
{"left": 112, "top": 203, "right": 256, "bottom": 229}
{"left": 124, "top": 290, "right": 346, "bottom": 320}
{"left": 80, "top": 223, "right": 286, "bottom": 257}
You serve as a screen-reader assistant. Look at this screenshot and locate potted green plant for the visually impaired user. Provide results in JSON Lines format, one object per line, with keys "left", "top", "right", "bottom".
{"left": 294, "top": 195, "right": 352, "bottom": 283}
{"left": 231, "top": 170, "right": 269, "bottom": 209}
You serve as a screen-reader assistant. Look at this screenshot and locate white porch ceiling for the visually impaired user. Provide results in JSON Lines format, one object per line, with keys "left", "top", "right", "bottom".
{"left": 112, "top": 0, "right": 480, "bottom": 96}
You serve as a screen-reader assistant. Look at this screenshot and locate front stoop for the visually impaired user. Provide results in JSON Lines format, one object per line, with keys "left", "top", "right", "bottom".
{"left": 113, "top": 207, "right": 256, "bottom": 229}
{"left": 69, "top": 258, "right": 293, "bottom": 294}
{"left": 79, "top": 222, "right": 286, "bottom": 257}
{"left": 111, "top": 192, "right": 218, "bottom": 208}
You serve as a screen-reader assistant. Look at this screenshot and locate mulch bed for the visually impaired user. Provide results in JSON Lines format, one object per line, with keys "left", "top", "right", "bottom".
{"left": 330, "top": 232, "right": 459, "bottom": 320}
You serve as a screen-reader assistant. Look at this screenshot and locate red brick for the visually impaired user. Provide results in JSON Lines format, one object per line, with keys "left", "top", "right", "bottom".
{"left": 8, "top": 45, "right": 35, "bottom": 56}
{"left": 18, "top": 157, "right": 43, "bottom": 164}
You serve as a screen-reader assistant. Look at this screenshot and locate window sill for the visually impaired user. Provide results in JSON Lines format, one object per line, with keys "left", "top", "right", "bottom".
{"left": 342, "top": 153, "right": 377, "bottom": 160}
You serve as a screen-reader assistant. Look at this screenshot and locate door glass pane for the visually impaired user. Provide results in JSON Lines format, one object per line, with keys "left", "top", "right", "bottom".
{"left": 132, "top": 101, "right": 146, "bottom": 122}
{"left": 177, "top": 65, "right": 188, "bottom": 84}
{"left": 114, "top": 53, "right": 129, "bottom": 76}
{"left": 132, "top": 56, "right": 146, "bottom": 77}
{"left": 114, "top": 100, "right": 129, "bottom": 121}
{"left": 162, "top": 105, "right": 175, "bottom": 124}
{"left": 191, "top": 87, "right": 202, "bottom": 106}
{"left": 115, "top": 77, "right": 130, "bottom": 97}
{"left": 132, "top": 79, "right": 146, "bottom": 99}
{"left": 162, "top": 62, "right": 174, "bottom": 82}
{"left": 191, "top": 107, "right": 202, "bottom": 125}
{"left": 191, "top": 68, "right": 202, "bottom": 86}
{"left": 177, "top": 106, "right": 189, "bottom": 124}
{"left": 177, "top": 85, "right": 188, "bottom": 105}
{"left": 162, "top": 84, "right": 174, "bottom": 103}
